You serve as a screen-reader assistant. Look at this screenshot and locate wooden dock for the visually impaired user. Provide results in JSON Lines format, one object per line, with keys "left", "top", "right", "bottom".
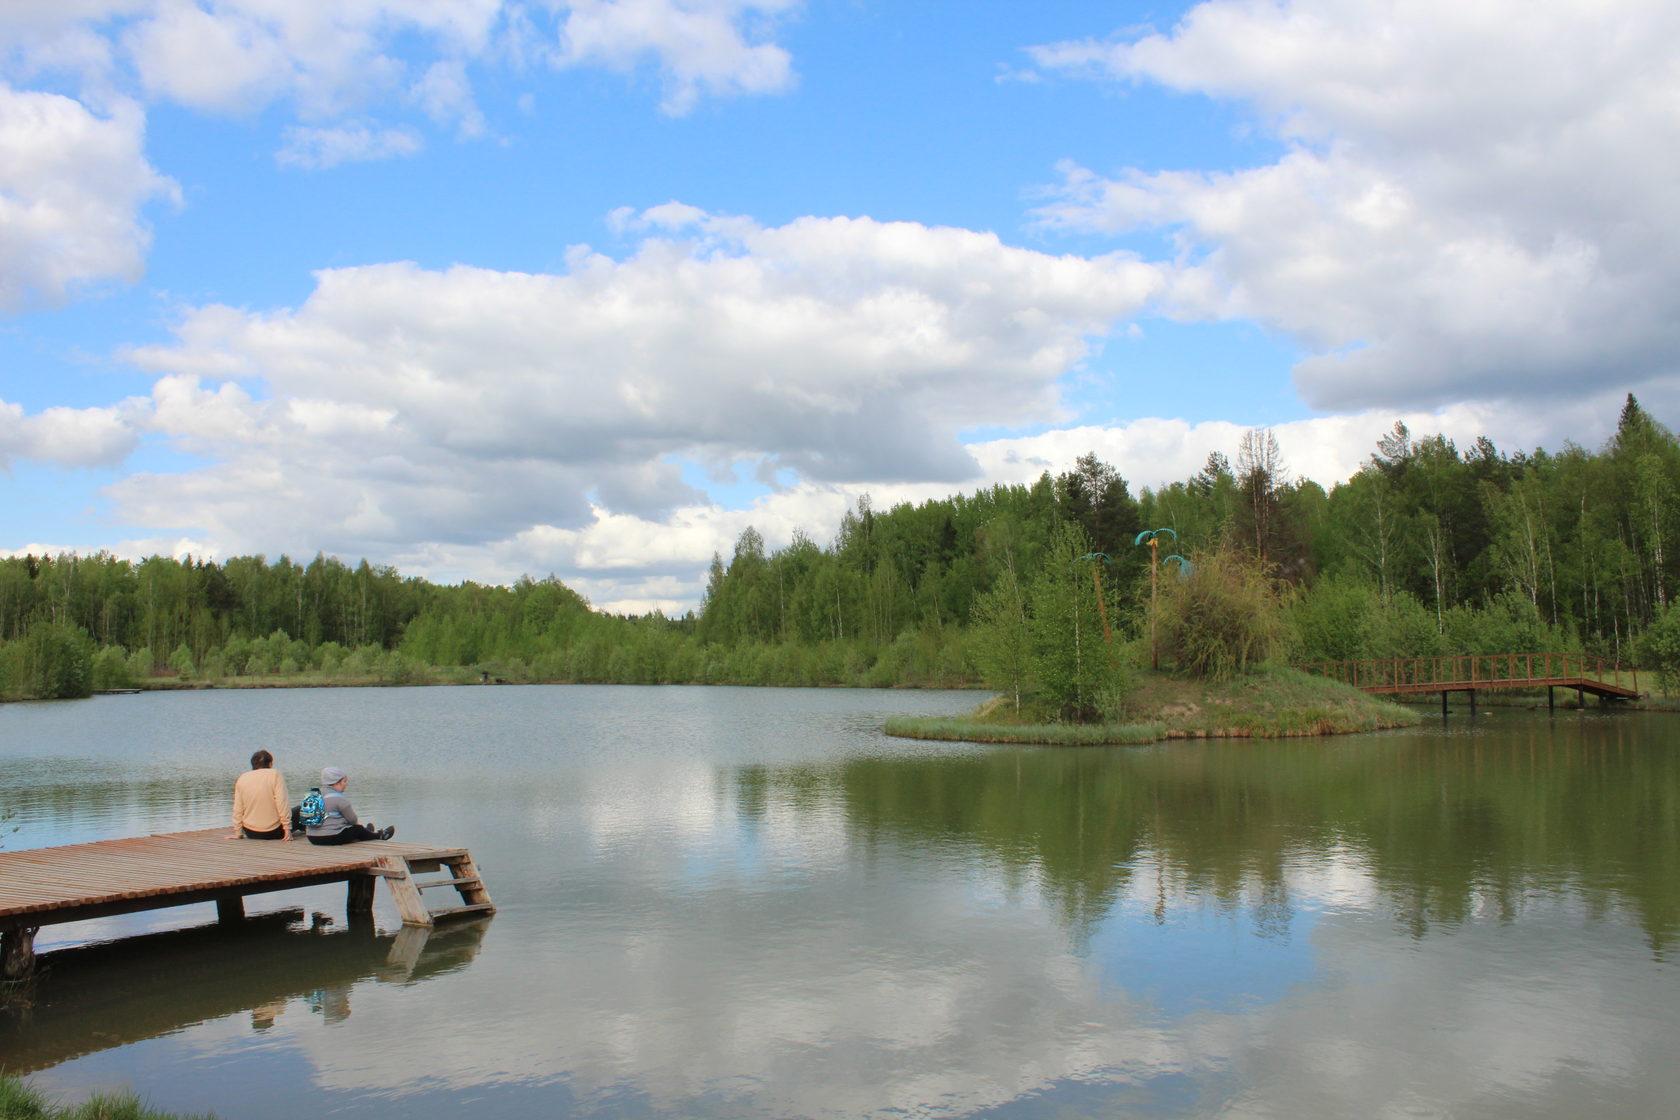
{"left": 0, "top": 828, "right": 494, "bottom": 979}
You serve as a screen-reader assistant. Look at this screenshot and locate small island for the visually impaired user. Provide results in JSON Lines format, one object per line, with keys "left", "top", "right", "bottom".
{"left": 882, "top": 518, "right": 1420, "bottom": 747}
{"left": 885, "top": 665, "right": 1418, "bottom": 746}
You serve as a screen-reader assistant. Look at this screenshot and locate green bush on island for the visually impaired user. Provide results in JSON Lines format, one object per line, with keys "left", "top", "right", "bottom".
{"left": 1156, "top": 548, "right": 1285, "bottom": 682}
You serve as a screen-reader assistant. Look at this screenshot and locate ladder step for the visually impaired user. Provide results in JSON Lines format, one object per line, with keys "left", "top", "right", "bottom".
{"left": 416, "top": 877, "right": 481, "bottom": 891}
{"left": 427, "top": 903, "right": 496, "bottom": 921}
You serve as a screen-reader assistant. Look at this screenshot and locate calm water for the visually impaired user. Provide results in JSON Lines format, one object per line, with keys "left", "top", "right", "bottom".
{"left": 2, "top": 686, "right": 1679, "bottom": 1119}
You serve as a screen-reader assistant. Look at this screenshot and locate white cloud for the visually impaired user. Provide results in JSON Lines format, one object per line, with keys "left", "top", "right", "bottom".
{"left": 0, "top": 1, "right": 802, "bottom": 129}
{"left": 0, "top": 397, "right": 138, "bottom": 467}
{"left": 411, "top": 58, "right": 485, "bottom": 138}
{"left": 0, "top": 85, "right": 175, "bottom": 308}
{"left": 0, "top": 0, "right": 808, "bottom": 311}
{"left": 1029, "top": 0, "right": 1680, "bottom": 414}
{"left": 552, "top": 0, "right": 799, "bottom": 115}
{"left": 101, "top": 209, "right": 1159, "bottom": 604}
{"left": 276, "top": 121, "right": 423, "bottom": 168}
{"left": 0, "top": 2, "right": 500, "bottom": 111}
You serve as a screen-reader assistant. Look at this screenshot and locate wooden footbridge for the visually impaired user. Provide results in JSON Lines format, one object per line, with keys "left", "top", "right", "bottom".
{"left": 0, "top": 828, "right": 494, "bottom": 979}
{"left": 1293, "top": 653, "right": 1640, "bottom": 713}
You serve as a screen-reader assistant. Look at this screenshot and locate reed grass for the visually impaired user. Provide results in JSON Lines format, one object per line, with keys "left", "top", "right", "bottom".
{"left": 0, "top": 1075, "right": 214, "bottom": 1120}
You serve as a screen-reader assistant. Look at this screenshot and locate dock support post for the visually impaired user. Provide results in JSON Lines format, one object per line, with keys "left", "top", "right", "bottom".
{"left": 216, "top": 896, "right": 244, "bottom": 923}
{"left": 1469, "top": 690, "right": 1477, "bottom": 717}
{"left": 1, "top": 925, "right": 37, "bottom": 981}
{"left": 1548, "top": 685, "right": 1555, "bottom": 712}
{"left": 347, "top": 874, "right": 377, "bottom": 917}
{"left": 1442, "top": 690, "right": 1449, "bottom": 717}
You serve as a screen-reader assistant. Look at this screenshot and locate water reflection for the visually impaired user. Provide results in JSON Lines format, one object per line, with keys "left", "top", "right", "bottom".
{"left": 744, "top": 713, "right": 1680, "bottom": 953}
{"left": 4, "top": 690, "right": 1680, "bottom": 1118}
{"left": 0, "top": 910, "right": 490, "bottom": 1074}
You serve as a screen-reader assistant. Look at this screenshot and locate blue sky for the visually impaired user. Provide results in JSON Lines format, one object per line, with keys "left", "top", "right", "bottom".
{"left": 2, "top": 1, "right": 1676, "bottom": 611}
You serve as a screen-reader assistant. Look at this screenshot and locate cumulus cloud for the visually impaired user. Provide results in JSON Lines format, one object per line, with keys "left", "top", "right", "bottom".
{"left": 1028, "top": 0, "right": 1680, "bottom": 414}
{"left": 0, "top": 397, "right": 138, "bottom": 467}
{"left": 105, "top": 209, "right": 1158, "bottom": 606}
{"left": 0, "top": 1, "right": 506, "bottom": 119}
{"left": 0, "top": 2, "right": 801, "bottom": 130}
{"left": 551, "top": 0, "right": 799, "bottom": 115}
{"left": 0, "top": 1, "right": 808, "bottom": 308}
{"left": 0, "top": 85, "right": 175, "bottom": 308}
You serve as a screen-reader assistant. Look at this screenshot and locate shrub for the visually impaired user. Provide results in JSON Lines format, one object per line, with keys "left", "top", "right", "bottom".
{"left": 91, "top": 645, "right": 137, "bottom": 691}
{"left": 20, "top": 621, "right": 95, "bottom": 699}
{"left": 1639, "top": 602, "right": 1680, "bottom": 694}
{"left": 1157, "top": 549, "right": 1285, "bottom": 681}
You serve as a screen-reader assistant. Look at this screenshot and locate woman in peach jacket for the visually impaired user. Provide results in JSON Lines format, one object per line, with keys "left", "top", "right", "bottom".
{"left": 231, "top": 749, "right": 289, "bottom": 840}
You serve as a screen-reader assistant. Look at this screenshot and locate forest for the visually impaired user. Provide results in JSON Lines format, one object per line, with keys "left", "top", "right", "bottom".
{"left": 5, "top": 395, "right": 1680, "bottom": 703}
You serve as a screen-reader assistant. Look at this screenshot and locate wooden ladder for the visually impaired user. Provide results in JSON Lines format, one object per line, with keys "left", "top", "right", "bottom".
{"left": 376, "top": 849, "right": 495, "bottom": 927}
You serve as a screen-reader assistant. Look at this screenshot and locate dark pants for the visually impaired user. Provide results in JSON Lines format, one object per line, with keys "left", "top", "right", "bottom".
{"left": 308, "top": 824, "right": 382, "bottom": 845}
{"left": 242, "top": 825, "right": 285, "bottom": 840}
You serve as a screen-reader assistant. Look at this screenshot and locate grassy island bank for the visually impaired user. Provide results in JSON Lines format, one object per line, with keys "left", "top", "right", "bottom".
{"left": 0, "top": 1074, "right": 211, "bottom": 1120}
{"left": 884, "top": 666, "right": 1420, "bottom": 746}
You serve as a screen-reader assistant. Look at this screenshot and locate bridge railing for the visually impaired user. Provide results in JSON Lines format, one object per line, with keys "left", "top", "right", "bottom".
{"left": 1291, "top": 653, "right": 1638, "bottom": 693}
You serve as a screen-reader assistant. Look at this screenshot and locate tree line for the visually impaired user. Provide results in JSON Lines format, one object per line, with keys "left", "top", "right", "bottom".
{"left": 4, "top": 395, "right": 1679, "bottom": 702}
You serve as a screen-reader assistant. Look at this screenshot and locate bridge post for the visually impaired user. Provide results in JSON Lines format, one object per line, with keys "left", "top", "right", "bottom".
{"left": 1, "top": 924, "right": 37, "bottom": 981}
{"left": 1469, "top": 689, "right": 1477, "bottom": 717}
{"left": 1441, "top": 690, "right": 1449, "bottom": 717}
{"left": 1548, "top": 685, "right": 1554, "bottom": 712}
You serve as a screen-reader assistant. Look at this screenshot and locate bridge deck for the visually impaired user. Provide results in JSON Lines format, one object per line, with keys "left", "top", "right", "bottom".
{"left": 1292, "top": 654, "right": 1640, "bottom": 701}
{"left": 1370, "top": 676, "right": 1640, "bottom": 699}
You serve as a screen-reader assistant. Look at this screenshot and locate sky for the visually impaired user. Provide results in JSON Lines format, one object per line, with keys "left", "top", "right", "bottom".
{"left": 2, "top": 0, "right": 1677, "bottom": 614}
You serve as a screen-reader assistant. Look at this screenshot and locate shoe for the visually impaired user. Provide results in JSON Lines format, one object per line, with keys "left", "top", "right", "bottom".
{"left": 378, "top": 826, "right": 395, "bottom": 840}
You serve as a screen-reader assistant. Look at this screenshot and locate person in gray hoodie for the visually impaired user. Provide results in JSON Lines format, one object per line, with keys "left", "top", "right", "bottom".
{"left": 305, "top": 766, "right": 395, "bottom": 845}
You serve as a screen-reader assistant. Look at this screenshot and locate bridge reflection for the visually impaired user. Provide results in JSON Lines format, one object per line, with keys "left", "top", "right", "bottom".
{"left": 0, "top": 909, "right": 490, "bottom": 1073}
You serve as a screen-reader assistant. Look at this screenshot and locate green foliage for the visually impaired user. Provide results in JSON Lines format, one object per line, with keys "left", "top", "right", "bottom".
{"left": 1362, "top": 591, "right": 1444, "bottom": 659}
{"left": 1157, "top": 549, "right": 1285, "bottom": 681}
{"left": 126, "top": 647, "right": 155, "bottom": 681}
{"left": 1441, "top": 590, "right": 1576, "bottom": 656}
{"left": 1028, "top": 520, "right": 1128, "bottom": 721}
{"left": 1287, "top": 572, "right": 1380, "bottom": 662}
{"left": 0, "top": 620, "right": 94, "bottom": 700}
{"left": 968, "top": 559, "right": 1031, "bottom": 712}
{"left": 1638, "top": 602, "right": 1680, "bottom": 694}
{"left": 90, "top": 645, "right": 137, "bottom": 691}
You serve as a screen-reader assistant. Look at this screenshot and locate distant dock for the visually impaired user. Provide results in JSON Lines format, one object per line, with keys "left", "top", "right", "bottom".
{"left": 0, "top": 828, "right": 494, "bottom": 979}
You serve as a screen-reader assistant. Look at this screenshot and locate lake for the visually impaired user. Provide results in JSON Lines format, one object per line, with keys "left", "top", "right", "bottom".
{"left": 2, "top": 685, "right": 1678, "bottom": 1118}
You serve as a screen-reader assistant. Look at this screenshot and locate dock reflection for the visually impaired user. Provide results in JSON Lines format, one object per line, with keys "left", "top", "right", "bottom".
{"left": 0, "top": 910, "right": 491, "bottom": 1073}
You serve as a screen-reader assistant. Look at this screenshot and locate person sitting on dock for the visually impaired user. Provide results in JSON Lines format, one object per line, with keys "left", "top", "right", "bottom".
{"left": 230, "top": 749, "right": 290, "bottom": 840}
{"left": 306, "top": 767, "right": 395, "bottom": 845}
